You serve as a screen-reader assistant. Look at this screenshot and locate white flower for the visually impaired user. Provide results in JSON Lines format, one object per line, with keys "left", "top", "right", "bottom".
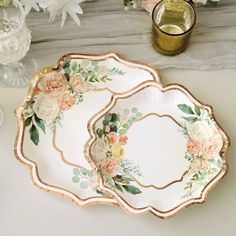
{"left": 33, "top": 94, "right": 60, "bottom": 120}
{"left": 91, "top": 138, "right": 109, "bottom": 164}
{"left": 187, "top": 120, "right": 214, "bottom": 142}
{"left": 39, "top": 0, "right": 84, "bottom": 28}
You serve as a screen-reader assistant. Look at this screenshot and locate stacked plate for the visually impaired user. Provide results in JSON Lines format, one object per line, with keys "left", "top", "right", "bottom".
{"left": 15, "top": 53, "right": 230, "bottom": 219}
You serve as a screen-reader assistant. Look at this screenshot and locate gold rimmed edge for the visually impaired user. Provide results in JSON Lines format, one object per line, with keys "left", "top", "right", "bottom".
{"left": 84, "top": 81, "right": 230, "bottom": 219}
{"left": 14, "top": 52, "right": 163, "bottom": 208}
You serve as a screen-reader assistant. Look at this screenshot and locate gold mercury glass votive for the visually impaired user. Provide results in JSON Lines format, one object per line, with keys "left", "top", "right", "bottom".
{"left": 152, "top": 0, "right": 196, "bottom": 56}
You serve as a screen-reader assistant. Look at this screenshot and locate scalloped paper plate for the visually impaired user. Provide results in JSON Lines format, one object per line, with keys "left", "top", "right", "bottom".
{"left": 14, "top": 52, "right": 161, "bottom": 207}
{"left": 86, "top": 81, "right": 230, "bottom": 219}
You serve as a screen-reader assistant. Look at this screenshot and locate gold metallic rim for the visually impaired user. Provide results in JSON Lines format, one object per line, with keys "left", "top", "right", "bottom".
{"left": 85, "top": 81, "right": 230, "bottom": 219}
{"left": 14, "top": 52, "right": 162, "bottom": 208}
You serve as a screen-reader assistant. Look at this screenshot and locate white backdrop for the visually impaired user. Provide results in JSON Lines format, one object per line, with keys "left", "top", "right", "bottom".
{"left": 0, "top": 68, "right": 235, "bottom": 236}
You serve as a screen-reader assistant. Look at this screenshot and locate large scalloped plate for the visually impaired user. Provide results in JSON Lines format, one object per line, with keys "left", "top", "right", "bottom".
{"left": 14, "top": 52, "right": 161, "bottom": 207}
{"left": 85, "top": 81, "right": 230, "bottom": 219}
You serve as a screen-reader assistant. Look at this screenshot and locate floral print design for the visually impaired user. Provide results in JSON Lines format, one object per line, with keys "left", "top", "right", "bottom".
{"left": 177, "top": 104, "right": 226, "bottom": 197}
{"left": 92, "top": 108, "right": 143, "bottom": 195}
{"left": 24, "top": 56, "right": 125, "bottom": 145}
{"left": 71, "top": 167, "right": 108, "bottom": 196}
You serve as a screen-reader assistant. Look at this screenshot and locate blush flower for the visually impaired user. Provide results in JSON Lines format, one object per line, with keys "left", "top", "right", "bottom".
{"left": 108, "top": 132, "right": 118, "bottom": 144}
{"left": 69, "top": 75, "right": 87, "bottom": 92}
{"left": 202, "top": 134, "right": 223, "bottom": 158}
{"left": 190, "top": 158, "right": 209, "bottom": 172}
{"left": 38, "top": 72, "right": 68, "bottom": 97}
{"left": 119, "top": 135, "right": 128, "bottom": 145}
{"left": 100, "top": 158, "right": 120, "bottom": 177}
{"left": 33, "top": 94, "right": 60, "bottom": 121}
{"left": 186, "top": 139, "right": 201, "bottom": 154}
{"left": 58, "top": 93, "right": 75, "bottom": 111}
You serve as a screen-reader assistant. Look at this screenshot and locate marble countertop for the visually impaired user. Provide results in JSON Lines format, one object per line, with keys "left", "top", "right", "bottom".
{"left": 24, "top": 0, "right": 236, "bottom": 71}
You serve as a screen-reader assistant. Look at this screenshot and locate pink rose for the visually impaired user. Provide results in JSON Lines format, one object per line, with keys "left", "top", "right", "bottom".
{"left": 141, "top": 0, "right": 161, "bottom": 13}
{"left": 104, "top": 126, "right": 110, "bottom": 133}
{"left": 69, "top": 76, "right": 87, "bottom": 92}
{"left": 38, "top": 72, "right": 68, "bottom": 97}
{"left": 108, "top": 132, "right": 118, "bottom": 144}
{"left": 186, "top": 139, "right": 201, "bottom": 154}
{"left": 119, "top": 135, "right": 128, "bottom": 145}
{"left": 100, "top": 158, "right": 120, "bottom": 177}
{"left": 202, "top": 134, "right": 223, "bottom": 158}
{"left": 190, "top": 158, "right": 209, "bottom": 172}
{"left": 58, "top": 93, "right": 76, "bottom": 111}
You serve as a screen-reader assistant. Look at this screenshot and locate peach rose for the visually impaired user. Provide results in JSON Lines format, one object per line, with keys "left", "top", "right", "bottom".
{"left": 69, "top": 76, "right": 87, "bottom": 92}
{"left": 104, "top": 126, "right": 111, "bottom": 133}
{"left": 38, "top": 72, "right": 68, "bottom": 97}
{"left": 33, "top": 94, "right": 60, "bottom": 121}
{"left": 190, "top": 158, "right": 209, "bottom": 172}
{"left": 186, "top": 139, "right": 201, "bottom": 154}
{"left": 58, "top": 93, "right": 75, "bottom": 111}
{"left": 141, "top": 0, "right": 161, "bottom": 13}
{"left": 202, "top": 134, "right": 223, "bottom": 158}
{"left": 119, "top": 135, "right": 128, "bottom": 145}
{"left": 108, "top": 132, "right": 118, "bottom": 144}
{"left": 100, "top": 158, "right": 120, "bottom": 177}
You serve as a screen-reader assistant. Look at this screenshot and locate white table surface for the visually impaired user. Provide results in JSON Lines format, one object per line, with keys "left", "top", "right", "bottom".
{"left": 0, "top": 68, "right": 235, "bottom": 236}
{"left": 1, "top": 0, "right": 236, "bottom": 234}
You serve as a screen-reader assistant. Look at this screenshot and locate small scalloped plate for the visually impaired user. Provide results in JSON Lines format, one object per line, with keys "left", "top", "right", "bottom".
{"left": 14, "top": 52, "right": 161, "bottom": 207}
{"left": 86, "top": 81, "right": 230, "bottom": 219}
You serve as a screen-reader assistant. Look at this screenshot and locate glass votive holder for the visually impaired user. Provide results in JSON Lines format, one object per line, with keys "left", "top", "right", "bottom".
{"left": 152, "top": 0, "right": 196, "bottom": 56}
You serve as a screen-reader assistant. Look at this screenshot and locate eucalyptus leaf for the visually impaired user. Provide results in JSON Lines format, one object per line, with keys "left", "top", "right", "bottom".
{"left": 178, "top": 104, "right": 194, "bottom": 114}
{"left": 123, "top": 185, "right": 142, "bottom": 194}
{"left": 30, "top": 124, "right": 39, "bottom": 145}
{"left": 25, "top": 117, "right": 32, "bottom": 127}
{"left": 34, "top": 115, "right": 46, "bottom": 134}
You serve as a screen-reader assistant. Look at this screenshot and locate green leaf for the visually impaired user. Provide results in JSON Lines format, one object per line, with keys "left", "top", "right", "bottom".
{"left": 25, "top": 117, "right": 32, "bottom": 127}
{"left": 80, "top": 168, "right": 88, "bottom": 176}
{"left": 115, "top": 183, "right": 123, "bottom": 193}
{"left": 73, "top": 168, "right": 80, "bottom": 175}
{"left": 80, "top": 181, "right": 89, "bottom": 189}
{"left": 123, "top": 185, "right": 142, "bottom": 194}
{"left": 87, "top": 170, "right": 94, "bottom": 177}
{"left": 64, "top": 73, "right": 70, "bottom": 81}
{"left": 178, "top": 104, "right": 194, "bottom": 115}
{"left": 182, "top": 116, "right": 198, "bottom": 123}
{"left": 34, "top": 115, "right": 46, "bottom": 134}
{"left": 194, "top": 106, "right": 201, "bottom": 116}
{"left": 131, "top": 107, "right": 138, "bottom": 113}
{"left": 64, "top": 68, "right": 71, "bottom": 76}
{"left": 122, "top": 123, "right": 130, "bottom": 129}
{"left": 105, "top": 113, "right": 113, "bottom": 122}
{"left": 111, "top": 113, "right": 118, "bottom": 122}
{"left": 118, "top": 129, "right": 127, "bottom": 135}
{"left": 96, "top": 128, "right": 104, "bottom": 138}
{"left": 136, "top": 112, "right": 142, "bottom": 118}
{"left": 30, "top": 124, "right": 39, "bottom": 145}
{"left": 91, "top": 61, "right": 98, "bottom": 66}
{"left": 63, "top": 62, "right": 70, "bottom": 69}
{"left": 72, "top": 176, "right": 80, "bottom": 183}
{"left": 71, "top": 62, "right": 78, "bottom": 71}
